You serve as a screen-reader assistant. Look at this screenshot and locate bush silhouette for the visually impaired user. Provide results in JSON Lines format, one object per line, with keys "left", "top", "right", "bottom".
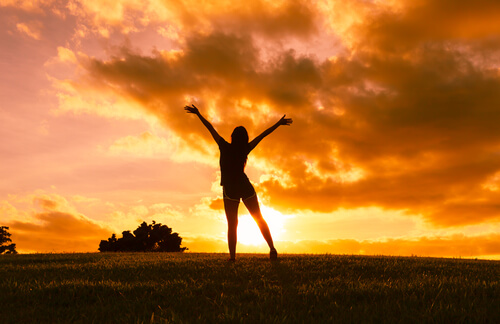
{"left": 99, "top": 221, "right": 187, "bottom": 252}
{"left": 0, "top": 226, "right": 18, "bottom": 254}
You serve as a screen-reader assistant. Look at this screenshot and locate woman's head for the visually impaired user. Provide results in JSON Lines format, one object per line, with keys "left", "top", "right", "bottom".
{"left": 231, "top": 126, "right": 249, "bottom": 146}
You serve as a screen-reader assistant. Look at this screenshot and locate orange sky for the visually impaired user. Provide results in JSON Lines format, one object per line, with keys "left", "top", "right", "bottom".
{"left": 1, "top": 0, "right": 500, "bottom": 258}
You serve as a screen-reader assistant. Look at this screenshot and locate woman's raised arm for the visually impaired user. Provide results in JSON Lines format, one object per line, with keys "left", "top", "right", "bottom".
{"left": 248, "top": 115, "right": 292, "bottom": 152}
{"left": 185, "top": 104, "right": 221, "bottom": 144}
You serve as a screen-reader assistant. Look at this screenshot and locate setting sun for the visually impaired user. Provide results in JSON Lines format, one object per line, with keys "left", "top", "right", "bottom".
{"left": 237, "top": 205, "right": 288, "bottom": 246}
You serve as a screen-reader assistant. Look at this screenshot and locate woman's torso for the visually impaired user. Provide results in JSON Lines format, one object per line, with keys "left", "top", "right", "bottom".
{"left": 218, "top": 138, "right": 249, "bottom": 187}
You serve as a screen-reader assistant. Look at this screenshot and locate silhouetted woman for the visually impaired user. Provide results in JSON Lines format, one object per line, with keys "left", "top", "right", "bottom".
{"left": 185, "top": 104, "right": 292, "bottom": 261}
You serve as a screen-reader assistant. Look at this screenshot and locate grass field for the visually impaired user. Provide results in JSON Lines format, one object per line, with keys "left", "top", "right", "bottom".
{"left": 1, "top": 253, "right": 499, "bottom": 323}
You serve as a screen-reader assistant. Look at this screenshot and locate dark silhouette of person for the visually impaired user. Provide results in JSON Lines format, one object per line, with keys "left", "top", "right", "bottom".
{"left": 185, "top": 104, "right": 292, "bottom": 261}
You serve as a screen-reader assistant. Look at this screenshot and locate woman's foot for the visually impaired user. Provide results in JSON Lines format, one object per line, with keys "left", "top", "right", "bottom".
{"left": 270, "top": 248, "right": 278, "bottom": 260}
{"left": 227, "top": 257, "right": 236, "bottom": 262}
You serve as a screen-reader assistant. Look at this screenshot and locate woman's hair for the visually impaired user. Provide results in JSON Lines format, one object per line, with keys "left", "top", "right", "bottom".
{"left": 231, "top": 126, "right": 249, "bottom": 146}
{"left": 231, "top": 126, "right": 250, "bottom": 158}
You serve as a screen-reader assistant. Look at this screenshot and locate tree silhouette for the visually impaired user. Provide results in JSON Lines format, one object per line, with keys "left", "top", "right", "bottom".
{"left": 98, "top": 221, "right": 187, "bottom": 252}
{"left": 0, "top": 226, "right": 18, "bottom": 254}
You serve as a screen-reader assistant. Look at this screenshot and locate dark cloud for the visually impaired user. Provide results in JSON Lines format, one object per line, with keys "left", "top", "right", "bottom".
{"left": 66, "top": 0, "right": 500, "bottom": 228}
{"left": 356, "top": 0, "right": 500, "bottom": 54}
{"left": 207, "top": 0, "right": 318, "bottom": 39}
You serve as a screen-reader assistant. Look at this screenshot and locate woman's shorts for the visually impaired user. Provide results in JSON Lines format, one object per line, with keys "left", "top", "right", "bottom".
{"left": 223, "top": 179, "right": 256, "bottom": 202}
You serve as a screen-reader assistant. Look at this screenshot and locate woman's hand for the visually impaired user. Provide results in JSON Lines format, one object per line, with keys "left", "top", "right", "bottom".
{"left": 184, "top": 104, "right": 221, "bottom": 143}
{"left": 184, "top": 104, "right": 199, "bottom": 115}
{"left": 248, "top": 114, "right": 292, "bottom": 151}
{"left": 278, "top": 114, "right": 293, "bottom": 126}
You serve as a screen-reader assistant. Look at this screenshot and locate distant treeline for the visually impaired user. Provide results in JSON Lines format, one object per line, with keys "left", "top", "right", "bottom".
{"left": 99, "top": 221, "right": 187, "bottom": 252}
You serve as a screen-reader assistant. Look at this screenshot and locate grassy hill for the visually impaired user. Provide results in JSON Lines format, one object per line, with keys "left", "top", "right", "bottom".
{"left": 1, "top": 253, "right": 499, "bottom": 323}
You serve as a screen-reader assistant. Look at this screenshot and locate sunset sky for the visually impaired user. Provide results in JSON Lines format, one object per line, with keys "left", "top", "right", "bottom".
{"left": 2, "top": 0, "right": 500, "bottom": 258}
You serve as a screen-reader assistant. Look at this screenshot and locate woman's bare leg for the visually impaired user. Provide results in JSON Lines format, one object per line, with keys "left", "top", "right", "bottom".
{"left": 224, "top": 198, "right": 240, "bottom": 260}
{"left": 243, "top": 195, "right": 275, "bottom": 250}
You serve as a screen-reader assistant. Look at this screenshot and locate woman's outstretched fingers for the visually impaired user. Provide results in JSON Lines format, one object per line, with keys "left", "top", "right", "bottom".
{"left": 279, "top": 115, "right": 293, "bottom": 126}
{"left": 184, "top": 105, "right": 199, "bottom": 114}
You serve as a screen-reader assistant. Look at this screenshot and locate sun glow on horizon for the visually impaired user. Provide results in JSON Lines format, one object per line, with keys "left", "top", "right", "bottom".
{"left": 237, "top": 205, "right": 290, "bottom": 246}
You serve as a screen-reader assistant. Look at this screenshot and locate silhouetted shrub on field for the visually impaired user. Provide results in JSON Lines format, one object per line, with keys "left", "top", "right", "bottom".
{"left": 0, "top": 226, "right": 17, "bottom": 254}
{"left": 99, "top": 221, "right": 187, "bottom": 252}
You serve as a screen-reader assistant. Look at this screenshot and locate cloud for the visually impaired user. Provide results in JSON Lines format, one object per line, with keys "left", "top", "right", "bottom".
{"left": 2, "top": 0, "right": 318, "bottom": 43}
{"left": 282, "top": 234, "right": 500, "bottom": 259}
{"left": 7, "top": 194, "right": 112, "bottom": 253}
{"left": 10, "top": 212, "right": 110, "bottom": 253}
{"left": 16, "top": 21, "right": 42, "bottom": 39}
{"left": 35, "top": 196, "right": 58, "bottom": 210}
{"left": 55, "top": 46, "right": 77, "bottom": 64}
{"left": 1, "top": 191, "right": 194, "bottom": 253}
{"left": 184, "top": 233, "right": 500, "bottom": 259}
{"left": 0, "top": 0, "right": 51, "bottom": 12}
{"left": 313, "top": 236, "right": 495, "bottom": 258}
{"left": 352, "top": 0, "right": 500, "bottom": 54}
{"left": 50, "top": 73, "right": 149, "bottom": 121}
{"left": 44, "top": 0, "right": 500, "bottom": 231}
{"left": 77, "top": 0, "right": 318, "bottom": 39}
